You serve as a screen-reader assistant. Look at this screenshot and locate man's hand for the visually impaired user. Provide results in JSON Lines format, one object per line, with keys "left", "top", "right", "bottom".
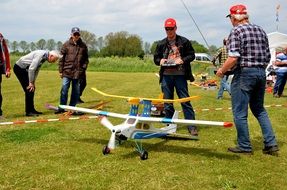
{"left": 27, "top": 82, "right": 35, "bottom": 92}
{"left": 216, "top": 68, "right": 224, "bottom": 78}
{"left": 5, "top": 71, "right": 11, "bottom": 78}
{"left": 59, "top": 73, "right": 63, "bottom": 78}
{"left": 174, "top": 58, "right": 183, "bottom": 65}
{"left": 160, "top": 59, "right": 167, "bottom": 65}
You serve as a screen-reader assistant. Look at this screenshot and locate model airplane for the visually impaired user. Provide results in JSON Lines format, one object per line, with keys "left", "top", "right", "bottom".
{"left": 59, "top": 88, "right": 233, "bottom": 160}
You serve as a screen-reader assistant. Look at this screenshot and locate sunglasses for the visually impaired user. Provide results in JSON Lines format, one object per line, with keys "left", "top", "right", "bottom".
{"left": 73, "top": 33, "right": 80, "bottom": 36}
{"left": 165, "top": 27, "right": 175, "bottom": 31}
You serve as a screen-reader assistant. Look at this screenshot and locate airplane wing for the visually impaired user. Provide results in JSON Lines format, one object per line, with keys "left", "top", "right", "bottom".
{"left": 59, "top": 105, "right": 128, "bottom": 119}
{"left": 91, "top": 87, "right": 199, "bottom": 103}
{"left": 136, "top": 116, "right": 233, "bottom": 128}
{"left": 59, "top": 105, "right": 232, "bottom": 128}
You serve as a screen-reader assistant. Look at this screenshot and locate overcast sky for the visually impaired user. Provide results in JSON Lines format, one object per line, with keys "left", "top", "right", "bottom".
{"left": 1, "top": 0, "right": 287, "bottom": 47}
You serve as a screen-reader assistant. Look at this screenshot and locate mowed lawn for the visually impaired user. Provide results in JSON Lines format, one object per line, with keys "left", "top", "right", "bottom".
{"left": 0, "top": 71, "right": 286, "bottom": 190}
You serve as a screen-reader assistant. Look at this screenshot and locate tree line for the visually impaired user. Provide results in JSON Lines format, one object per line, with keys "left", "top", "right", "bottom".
{"left": 5, "top": 30, "right": 217, "bottom": 57}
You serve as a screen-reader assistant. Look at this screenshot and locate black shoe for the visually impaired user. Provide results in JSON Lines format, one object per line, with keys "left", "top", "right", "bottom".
{"left": 228, "top": 147, "right": 253, "bottom": 154}
{"left": 55, "top": 109, "right": 66, "bottom": 114}
{"left": 263, "top": 145, "right": 279, "bottom": 155}
{"left": 188, "top": 126, "right": 198, "bottom": 136}
{"left": 78, "top": 98, "right": 84, "bottom": 104}
{"left": 31, "top": 110, "right": 43, "bottom": 114}
{"left": 26, "top": 112, "right": 39, "bottom": 117}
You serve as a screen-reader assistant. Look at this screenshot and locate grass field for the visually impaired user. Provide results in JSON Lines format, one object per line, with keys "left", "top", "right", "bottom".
{"left": 0, "top": 69, "right": 286, "bottom": 189}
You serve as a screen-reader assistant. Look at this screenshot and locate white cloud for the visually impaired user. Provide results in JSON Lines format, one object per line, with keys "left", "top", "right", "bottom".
{"left": 1, "top": 0, "right": 286, "bottom": 47}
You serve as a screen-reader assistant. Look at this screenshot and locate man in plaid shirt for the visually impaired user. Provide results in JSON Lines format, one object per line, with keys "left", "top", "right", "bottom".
{"left": 212, "top": 38, "right": 231, "bottom": 99}
{"left": 216, "top": 4, "right": 279, "bottom": 155}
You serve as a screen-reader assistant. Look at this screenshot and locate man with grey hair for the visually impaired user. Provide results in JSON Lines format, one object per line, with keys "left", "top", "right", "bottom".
{"left": 216, "top": 4, "right": 279, "bottom": 155}
{"left": 14, "top": 50, "right": 61, "bottom": 116}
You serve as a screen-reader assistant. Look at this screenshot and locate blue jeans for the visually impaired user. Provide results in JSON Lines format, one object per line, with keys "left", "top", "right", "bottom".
{"left": 231, "top": 67, "right": 277, "bottom": 151}
{"left": 217, "top": 75, "right": 231, "bottom": 98}
{"left": 59, "top": 77, "right": 80, "bottom": 108}
{"left": 161, "top": 75, "right": 195, "bottom": 131}
{"left": 273, "top": 71, "right": 287, "bottom": 96}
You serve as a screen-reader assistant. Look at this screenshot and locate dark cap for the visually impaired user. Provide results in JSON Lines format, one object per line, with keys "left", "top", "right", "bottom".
{"left": 226, "top": 4, "right": 247, "bottom": 18}
{"left": 71, "top": 27, "right": 80, "bottom": 34}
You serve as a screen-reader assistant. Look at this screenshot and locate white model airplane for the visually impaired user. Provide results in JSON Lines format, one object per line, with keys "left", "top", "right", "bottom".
{"left": 60, "top": 88, "right": 233, "bottom": 160}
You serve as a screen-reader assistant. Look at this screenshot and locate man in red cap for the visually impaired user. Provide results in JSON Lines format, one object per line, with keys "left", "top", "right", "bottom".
{"left": 216, "top": 4, "right": 279, "bottom": 155}
{"left": 154, "top": 18, "right": 197, "bottom": 136}
{"left": 0, "top": 33, "right": 11, "bottom": 119}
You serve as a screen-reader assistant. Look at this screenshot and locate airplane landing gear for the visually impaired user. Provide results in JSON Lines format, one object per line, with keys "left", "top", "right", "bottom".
{"left": 102, "top": 145, "right": 111, "bottom": 155}
{"left": 140, "top": 150, "right": 148, "bottom": 160}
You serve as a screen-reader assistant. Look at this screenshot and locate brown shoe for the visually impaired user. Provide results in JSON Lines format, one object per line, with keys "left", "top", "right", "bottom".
{"left": 228, "top": 147, "right": 253, "bottom": 154}
{"left": 263, "top": 145, "right": 279, "bottom": 155}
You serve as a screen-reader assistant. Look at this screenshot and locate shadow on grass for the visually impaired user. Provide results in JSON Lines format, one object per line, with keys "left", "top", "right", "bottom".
{"left": 76, "top": 137, "right": 240, "bottom": 160}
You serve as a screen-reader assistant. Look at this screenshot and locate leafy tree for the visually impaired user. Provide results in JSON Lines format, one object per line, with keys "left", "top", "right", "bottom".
{"left": 29, "top": 42, "right": 37, "bottom": 51}
{"left": 208, "top": 45, "right": 218, "bottom": 56}
{"left": 144, "top": 42, "right": 151, "bottom": 54}
{"left": 36, "top": 39, "right": 46, "bottom": 50}
{"left": 101, "top": 31, "right": 144, "bottom": 57}
{"left": 11, "top": 41, "right": 18, "bottom": 52}
{"left": 191, "top": 40, "right": 209, "bottom": 53}
{"left": 125, "top": 35, "right": 143, "bottom": 57}
{"left": 46, "top": 39, "right": 56, "bottom": 50}
{"left": 56, "top": 41, "right": 63, "bottom": 51}
{"left": 97, "top": 36, "right": 104, "bottom": 50}
{"left": 150, "top": 41, "right": 160, "bottom": 55}
{"left": 81, "top": 30, "right": 97, "bottom": 50}
{"left": 19, "top": 41, "right": 29, "bottom": 53}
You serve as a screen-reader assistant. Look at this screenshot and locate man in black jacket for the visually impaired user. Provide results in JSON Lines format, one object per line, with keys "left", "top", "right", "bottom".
{"left": 154, "top": 18, "right": 197, "bottom": 136}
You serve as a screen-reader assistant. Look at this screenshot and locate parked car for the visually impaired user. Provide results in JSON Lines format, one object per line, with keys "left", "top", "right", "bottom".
{"left": 195, "top": 53, "right": 212, "bottom": 62}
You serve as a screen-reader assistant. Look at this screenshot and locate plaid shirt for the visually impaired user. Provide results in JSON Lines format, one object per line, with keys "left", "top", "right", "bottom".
{"left": 227, "top": 23, "right": 271, "bottom": 67}
{"left": 213, "top": 45, "right": 228, "bottom": 66}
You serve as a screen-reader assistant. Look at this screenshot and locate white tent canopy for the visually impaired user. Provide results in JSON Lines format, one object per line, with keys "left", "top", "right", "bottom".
{"left": 268, "top": 31, "right": 287, "bottom": 50}
{"left": 265, "top": 32, "right": 287, "bottom": 76}
{"left": 267, "top": 32, "right": 287, "bottom": 63}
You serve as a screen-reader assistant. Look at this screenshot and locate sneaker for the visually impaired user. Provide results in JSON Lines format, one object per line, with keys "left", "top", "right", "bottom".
{"left": 78, "top": 98, "right": 85, "bottom": 104}
{"left": 228, "top": 147, "right": 253, "bottom": 154}
{"left": 262, "top": 145, "right": 279, "bottom": 155}
{"left": 188, "top": 126, "right": 198, "bottom": 136}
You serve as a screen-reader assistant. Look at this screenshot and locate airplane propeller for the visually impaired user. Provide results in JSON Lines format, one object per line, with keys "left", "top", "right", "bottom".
{"left": 100, "top": 116, "right": 117, "bottom": 150}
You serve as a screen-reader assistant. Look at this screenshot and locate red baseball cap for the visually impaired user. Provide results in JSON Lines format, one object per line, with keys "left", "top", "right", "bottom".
{"left": 164, "top": 18, "right": 176, "bottom": 28}
{"left": 226, "top": 4, "right": 247, "bottom": 18}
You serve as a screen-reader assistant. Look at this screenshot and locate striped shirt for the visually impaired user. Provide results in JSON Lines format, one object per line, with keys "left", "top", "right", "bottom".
{"left": 227, "top": 23, "right": 271, "bottom": 67}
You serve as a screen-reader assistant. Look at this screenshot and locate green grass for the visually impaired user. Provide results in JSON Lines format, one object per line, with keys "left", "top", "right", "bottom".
{"left": 10, "top": 54, "right": 213, "bottom": 73}
{"left": 0, "top": 68, "right": 286, "bottom": 189}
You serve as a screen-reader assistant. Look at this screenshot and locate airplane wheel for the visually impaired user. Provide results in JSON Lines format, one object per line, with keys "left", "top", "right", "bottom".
{"left": 140, "top": 151, "right": 148, "bottom": 160}
{"left": 102, "top": 145, "right": 110, "bottom": 155}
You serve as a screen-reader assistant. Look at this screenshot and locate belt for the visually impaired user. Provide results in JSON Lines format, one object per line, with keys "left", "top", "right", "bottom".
{"left": 241, "top": 65, "right": 265, "bottom": 68}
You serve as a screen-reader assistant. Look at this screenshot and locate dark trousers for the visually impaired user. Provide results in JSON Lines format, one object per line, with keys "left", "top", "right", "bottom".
{"left": 13, "top": 64, "right": 35, "bottom": 113}
{"left": 0, "top": 74, "right": 2, "bottom": 116}
{"left": 79, "top": 76, "right": 87, "bottom": 97}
